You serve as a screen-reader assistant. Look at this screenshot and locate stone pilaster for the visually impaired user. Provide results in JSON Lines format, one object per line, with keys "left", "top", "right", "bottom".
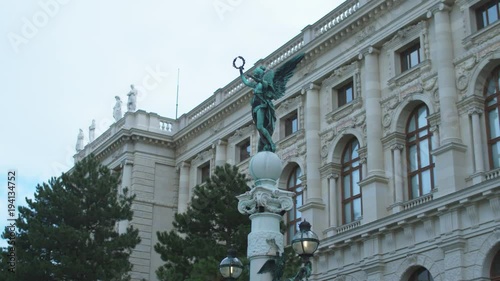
{"left": 362, "top": 47, "right": 385, "bottom": 177}
{"left": 177, "top": 161, "right": 190, "bottom": 213}
{"left": 428, "top": 4, "right": 467, "bottom": 197}
{"left": 358, "top": 47, "right": 389, "bottom": 223}
{"left": 213, "top": 139, "right": 227, "bottom": 167}
{"left": 301, "top": 82, "right": 326, "bottom": 236}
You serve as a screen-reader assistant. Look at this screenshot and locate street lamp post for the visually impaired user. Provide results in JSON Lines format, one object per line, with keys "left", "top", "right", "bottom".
{"left": 219, "top": 220, "right": 319, "bottom": 281}
{"left": 219, "top": 152, "right": 320, "bottom": 281}
{"left": 219, "top": 249, "right": 244, "bottom": 280}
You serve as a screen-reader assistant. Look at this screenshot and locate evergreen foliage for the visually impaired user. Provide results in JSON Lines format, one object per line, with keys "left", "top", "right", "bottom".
{"left": 0, "top": 155, "right": 140, "bottom": 281}
{"left": 154, "top": 164, "right": 251, "bottom": 281}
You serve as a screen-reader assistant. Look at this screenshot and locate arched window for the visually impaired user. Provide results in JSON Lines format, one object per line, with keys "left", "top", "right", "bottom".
{"left": 286, "top": 165, "right": 303, "bottom": 242}
{"left": 406, "top": 104, "right": 434, "bottom": 199}
{"left": 491, "top": 249, "right": 500, "bottom": 281}
{"left": 341, "top": 138, "right": 362, "bottom": 224}
{"left": 484, "top": 66, "right": 500, "bottom": 169}
{"left": 409, "top": 267, "right": 434, "bottom": 281}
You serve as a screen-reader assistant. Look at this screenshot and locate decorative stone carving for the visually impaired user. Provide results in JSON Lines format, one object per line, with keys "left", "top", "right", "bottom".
{"left": 356, "top": 25, "right": 376, "bottom": 44}
{"left": 228, "top": 124, "right": 254, "bottom": 143}
{"left": 276, "top": 95, "right": 302, "bottom": 118}
{"left": 247, "top": 231, "right": 284, "bottom": 257}
{"left": 424, "top": 219, "right": 435, "bottom": 242}
{"left": 455, "top": 55, "right": 477, "bottom": 97}
{"left": 237, "top": 186, "right": 294, "bottom": 215}
{"left": 192, "top": 149, "right": 214, "bottom": 166}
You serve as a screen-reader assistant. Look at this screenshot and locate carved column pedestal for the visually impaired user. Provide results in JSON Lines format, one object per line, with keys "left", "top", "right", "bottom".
{"left": 237, "top": 151, "right": 294, "bottom": 281}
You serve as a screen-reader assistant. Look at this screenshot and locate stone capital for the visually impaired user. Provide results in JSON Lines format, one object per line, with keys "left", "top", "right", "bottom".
{"left": 212, "top": 139, "right": 228, "bottom": 148}
{"left": 121, "top": 159, "right": 134, "bottom": 167}
{"left": 176, "top": 161, "right": 191, "bottom": 172}
{"left": 390, "top": 144, "right": 404, "bottom": 151}
{"left": 427, "top": 2, "right": 451, "bottom": 18}
{"left": 468, "top": 107, "right": 483, "bottom": 116}
{"left": 358, "top": 46, "right": 380, "bottom": 59}
{"left": 301, "top": 82, "right": 321, "bottom": 93}
{"left": 328, "top": 173, "right": 339, "bottom": 180}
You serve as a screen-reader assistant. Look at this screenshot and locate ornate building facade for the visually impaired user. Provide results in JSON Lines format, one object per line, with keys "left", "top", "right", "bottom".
{"left": 75, "top": 0, "right": 500, "bottom": 280}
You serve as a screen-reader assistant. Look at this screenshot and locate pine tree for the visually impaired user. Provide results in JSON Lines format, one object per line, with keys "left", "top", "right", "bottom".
{"left": 0, "top": 155, "right": 140, "bottom": 281}
{"left": 154, "top": 164, "right": 251, "bottom": 281}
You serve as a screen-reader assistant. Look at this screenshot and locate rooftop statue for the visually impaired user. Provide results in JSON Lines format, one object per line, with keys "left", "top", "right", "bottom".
{"left": 234, "top": 53, "right": 304, "bottom": 152}
{"left": 113, "top": 96, "right": 122, "bottom": 121}
{"left": 127, "top": 84, "right": 137, "bottom": 112}
{"left": 75, "top": 129, "right": 84, "bottom": 152}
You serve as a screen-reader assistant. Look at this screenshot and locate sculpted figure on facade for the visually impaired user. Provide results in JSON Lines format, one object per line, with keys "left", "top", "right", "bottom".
{"left": 113, "top": 96, "right": 123, "bottom": 121}
{"left": 88, "top": 119, "right": 96, "bottom": 142}
{"left": 75, "top": 129, "right": 84, "bottom": 152}
{"left": 234, "top": 54, "right": 304, "bottom": 152}
{"left": 127, "top": 84, "right": 137, "bottom": 112}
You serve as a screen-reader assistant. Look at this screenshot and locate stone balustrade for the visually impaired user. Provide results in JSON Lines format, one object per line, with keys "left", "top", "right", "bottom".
{"left": 76, "top": 110, "right": 176, "bottom": 160}
{"left": 484, "top": 168, "right": 500, "bottom": 181}
{"left": 402, "top": 192, "right": 434, "bottom": 211}
{"left": 336, "top": 219, "right": 361, "bottom": 234}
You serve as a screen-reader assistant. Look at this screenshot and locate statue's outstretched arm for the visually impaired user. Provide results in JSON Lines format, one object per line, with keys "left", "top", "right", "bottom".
{"left": 240, "top": 70, "right": 256, "bottom": 88}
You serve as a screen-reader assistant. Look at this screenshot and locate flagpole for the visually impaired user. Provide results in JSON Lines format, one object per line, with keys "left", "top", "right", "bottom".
{"left": 175, "top": 68, "right": 180, "bottom": 119}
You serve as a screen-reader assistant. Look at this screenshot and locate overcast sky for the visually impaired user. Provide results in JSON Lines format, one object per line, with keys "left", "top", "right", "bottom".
{"left": 0, "top": 0, "right": 344, "bottom": 237}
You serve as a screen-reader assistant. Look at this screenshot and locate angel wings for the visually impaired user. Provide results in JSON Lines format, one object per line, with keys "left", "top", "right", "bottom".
{"left": 260, "top": 53, "right": 305, "bottom": 100}
{"left": 238, "top": 53, "right": 305, "bottom": 152}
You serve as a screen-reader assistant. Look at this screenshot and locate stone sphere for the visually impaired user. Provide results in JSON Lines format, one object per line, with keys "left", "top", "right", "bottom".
{"left": 249, "top": 151, "right": 283, "bottom": 181}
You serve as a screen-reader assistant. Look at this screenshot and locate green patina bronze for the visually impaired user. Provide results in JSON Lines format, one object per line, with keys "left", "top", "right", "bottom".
{"left": 234, "top": 53, "right": 305, "bottom": 152}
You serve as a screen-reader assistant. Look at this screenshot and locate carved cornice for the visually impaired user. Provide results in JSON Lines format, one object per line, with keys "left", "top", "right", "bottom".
{"left": 174, "top": 91, "right": 252, "bottom": 147}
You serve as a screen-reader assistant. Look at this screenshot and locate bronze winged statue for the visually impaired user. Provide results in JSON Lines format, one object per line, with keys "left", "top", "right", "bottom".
{"left": 257, "top": 252, "right": 286, "bottom": 281}
{"left": 235, "top": 53, "right": 305, "bottom": 152}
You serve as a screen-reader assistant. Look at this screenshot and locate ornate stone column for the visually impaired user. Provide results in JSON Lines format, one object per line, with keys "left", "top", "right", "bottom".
{"left": 328, "top": 174, "right": 339, "bottom": 230}
{"left": 358, "top": 47, "right": 389, "bottom": 223}
{"left": 177, "top": 161, "right": 190, "bottom": 214}
{"left": 214, "top": 139, "right": 227, "bottom": 167}
{"left": 470, "top": 108, "right": 485, "bottom": 173}
{"left": 428, "top": 3, "right": 467, "bottom": 196}
{"left": 391, "top": 144, "right": 404, "bottom": 213}
{"left": 119, "top": 159, "right": 133, "bottom": 234}
{"left": 237, "top": 152, "right": 294, "bottom": 281}
{"left": 303, "top": 82, "right": 322, "bottom": 203}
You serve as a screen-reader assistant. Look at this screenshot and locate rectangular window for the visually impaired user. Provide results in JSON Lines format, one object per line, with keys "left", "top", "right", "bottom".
{"left": 400, "top": 42, "right": 421, "bottom": 72}
{"left": 238, "top": 139, "right": 251, "bottom": 162}
{"left": 284, "top": 112, "right": 298, "bottom": 137}
{"left": 476, "top": 0, "right": 500, "bottom": 30}
{"left": 200, "top": 163, "right": 210, "bottom": 183}
{"left": 337, "top": 81, "right": 354, "bottom": 107}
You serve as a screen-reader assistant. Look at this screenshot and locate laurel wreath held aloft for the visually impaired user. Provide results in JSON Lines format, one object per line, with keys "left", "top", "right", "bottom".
{"left": 233, "top": 56, "right": 245, "bottom": 70}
